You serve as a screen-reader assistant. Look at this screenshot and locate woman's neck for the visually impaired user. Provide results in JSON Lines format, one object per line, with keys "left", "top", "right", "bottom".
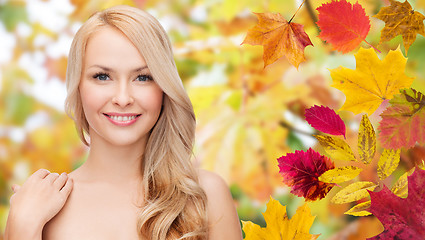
{"left": 75, "top": 135, "right": 146, "bottom": 186}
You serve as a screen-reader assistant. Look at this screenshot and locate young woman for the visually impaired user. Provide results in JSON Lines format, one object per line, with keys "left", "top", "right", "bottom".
{"left": 5, "top": 5, "right": 242, "bottom": 240}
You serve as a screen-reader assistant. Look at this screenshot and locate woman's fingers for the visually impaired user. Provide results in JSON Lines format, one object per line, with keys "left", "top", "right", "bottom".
{"left": 59, "top": 177, "right": 73, "bottom": 199}
{"left": 30, "top": 169, "right": 51, "bottom": 180}
{"left": 44, "top": 172, "right": 60, "bottom": 184}
{"left": 11, "top": 184, "right": 21, "bottom": 193}
{"left": 53, "top": 173, "right": 68, "bottom": 190}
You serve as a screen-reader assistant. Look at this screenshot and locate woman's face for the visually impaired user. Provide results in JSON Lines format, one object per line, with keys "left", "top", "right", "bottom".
{"left": 79, "top": 26, "right": 163, "bottom": 147}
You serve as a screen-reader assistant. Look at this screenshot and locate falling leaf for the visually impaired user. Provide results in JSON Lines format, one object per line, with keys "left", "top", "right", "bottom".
{"left": 377, "top": 149, "right": 401, "bottom": 180}
{"left": 358, "top": 114, "right": 376, "bottom": 164}
{"left": 314, "top": 135, "right": 356, "bottom": 161}
{"left": 374, "top": 0, "right": 425, "bottom": 53}
{"left": 390, "top": 167, "right": 415, "bottom": 198}
{"left": 305, "top": 105, "right": 346, "bottom": 138}
{"left": 345, "top": 201, "right": 372, "bottom": 216}
{"left": 318, "top": 166, "right": 363, "bottom": 183}
{"left": 368, "top": 168, "right": 425, "bottom": 239}
{"left": 330, "top": 47, "right": 414, "bottom": 115}
{"left": 316, "top": 0, "right": 371, "bottom": 53}
{"left": 277, "top": 148, "right": 335, "bottom": 201}
{"left": 378, "top": 88, "right": 425, "bottom": 149}
{"left": 242, "top": 197, "right": 320, "bottom": 240}
{"left": 44, "top": 56, "right": 68, "bottom": 82}
{"left": 332, "top": 181, "right": 377, "bottom": 204}
{"left": 241, "top": 12, "right": 313, "bottom": 68}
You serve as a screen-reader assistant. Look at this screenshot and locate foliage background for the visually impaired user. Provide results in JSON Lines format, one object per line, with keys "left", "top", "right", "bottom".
{"left": 1, "top": 0, "right": 425, "bottom": 239}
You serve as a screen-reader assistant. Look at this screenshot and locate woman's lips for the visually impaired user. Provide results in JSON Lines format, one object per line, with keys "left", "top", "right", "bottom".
{"left": 103, "top": 113, "right": 141, "bottom": 126}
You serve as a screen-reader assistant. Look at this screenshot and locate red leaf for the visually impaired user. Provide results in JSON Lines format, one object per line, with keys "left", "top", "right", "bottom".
{"left": 316, "top": 0, "right": 371, "bottom": 53}
{"left": 378, "top": 88, "right": 425, "bottom": 149}
{"left": 305, "top": 105, "right": 346, "bottom": 138}
{"left": 367, "top": 168, "right": 425, "bottom": 239}
{"left": 277, "top": 148, "right": 335, "bottom": 201}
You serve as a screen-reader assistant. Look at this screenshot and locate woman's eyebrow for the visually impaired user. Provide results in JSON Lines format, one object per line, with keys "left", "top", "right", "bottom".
{"left": 88, "top": 65, "right": 149, "bottom": 72}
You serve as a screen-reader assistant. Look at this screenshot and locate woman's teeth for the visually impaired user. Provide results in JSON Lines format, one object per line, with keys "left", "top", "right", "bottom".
{"left": 109, "top": 115, "right": 137, "bottom": 122}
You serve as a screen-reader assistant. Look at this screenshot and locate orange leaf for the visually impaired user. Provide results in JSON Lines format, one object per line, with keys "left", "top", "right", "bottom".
{"left": 44, "top": 56, "right": 68, "bottom": 82}
{"left": 374, "top": 0, "right": 425, "bottom": 53}
{"left": 242, "top": 12, "right": 313, "bottom": 69}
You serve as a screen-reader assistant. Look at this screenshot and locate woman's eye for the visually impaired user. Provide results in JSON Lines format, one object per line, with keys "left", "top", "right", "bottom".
{"left": 93, "top": 73, "right": 109, "bottom": 81}
{"left": 136, "top": 75, "right": 153, "bottom": 82}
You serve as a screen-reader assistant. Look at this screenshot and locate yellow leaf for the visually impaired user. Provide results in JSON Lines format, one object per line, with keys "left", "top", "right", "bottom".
{"left": 391, "top": 167, "right": 415, "bottom": 198}
{"left": 314, "top": 135, "right": 356, "bottom": 161}
{"left": 377, "top": 149, "right": 401, "bottom": 180}
{"left": 345, "top": 201, "right": 372, "bottom": 216}
{"left": 330, "top": 47, "right": 414, "bottom": 115}
{"left": 242, "top": 197, "right": 319, "bottom": 240}
{"left": 331, "top": 181, "right": 377, "bottom": 204}
{"left": 357, "top": 114, "right": 376, "bottom": 164}
{"left": 318, "top": 166, "right": 362, "bottom": 183}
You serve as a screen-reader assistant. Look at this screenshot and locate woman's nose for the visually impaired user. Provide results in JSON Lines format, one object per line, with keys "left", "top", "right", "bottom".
{"left": 112, "top": 82, "right": 134, "bottom": 107}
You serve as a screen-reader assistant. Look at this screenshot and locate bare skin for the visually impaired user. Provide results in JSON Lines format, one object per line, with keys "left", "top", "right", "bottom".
{"left": 6, "top": 168, "right": 242, "bottom": 240}
{"left": 4, "top": 26, "right": 242, "bottom": 239}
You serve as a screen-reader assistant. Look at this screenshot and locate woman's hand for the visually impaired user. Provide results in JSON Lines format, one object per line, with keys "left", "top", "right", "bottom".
{"left": 5, "top": 169, "right": 73, "bottom": 239}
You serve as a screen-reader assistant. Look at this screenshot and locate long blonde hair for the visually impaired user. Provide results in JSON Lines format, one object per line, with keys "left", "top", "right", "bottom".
{"left": 65, "top": 5, "right": 208, "bottom": 239}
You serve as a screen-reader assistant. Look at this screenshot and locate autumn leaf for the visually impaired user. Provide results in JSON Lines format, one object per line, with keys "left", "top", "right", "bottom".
{"left": 277, "top": 148, "right": 335, "bottom": 201}
{"left": 390, "top": 167, "right": 415, "bottom": 198}
{"left": 318, "top": 166, "right": 362, "bottom": 183}
{"left": 242, "top": 12, "right": 313, "bottom": 68}
{"left": 358, "top": 114, "right": 376, "bottom": 164}
{"left": 377, "top": 149, "right": 401, "bottom": 180}
{"left": 374, "top": 0, "right": 425, "bottom": 54}
{"left": 345, "top": 201, "right": 372, "bottom": 216}
{"left": 330, "top": 47, "right": 414, "bottom": 115}
{"left": 331, "top": 181, "right": 377, "bottom": 204}
{"left": 305, "top": 105, "right": 346, "bottom": 138}
{"left": 316, "top": 0, "right": 371, "bottom": 53}
{"left": 368, "top": 168, "right": 425, "bottom": 239}
{"left": 314, "top": 135, "right": 356, "bottom": 161}
{"left": 44, "top": 56, "right": 68, "bottom": 82}
{"left": 242, "top": 197, "right": 320, "bottom": 240}
{"left": 378, "top": 88, "right": 425, "bottom": 149}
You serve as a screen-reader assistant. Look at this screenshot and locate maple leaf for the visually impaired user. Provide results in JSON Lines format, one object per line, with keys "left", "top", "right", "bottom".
{"left": 305, "top": 105, "right": 346, "bottom": 138}
{"left": 368, "top": 168, "right": 425, "bottom": 239}
{"left": 241, "top": 12, "right": 313, "bottom": 68}
{"left": 316, "top": 0, "right": 371, "bottom": 53}
{"left": 277, "top": 148, "right": 335, "bottom": 201}
{"left": 374, "top": 0, "right": 425, "bottom": 54}
{"left": 242, "top": 197, "right": 320, "bottom": 240}
{"left": 378, "top": 88, "right": 425, "bottom": 149}
{"left": 330, "top": 47, "right": 414, "bottom": 115}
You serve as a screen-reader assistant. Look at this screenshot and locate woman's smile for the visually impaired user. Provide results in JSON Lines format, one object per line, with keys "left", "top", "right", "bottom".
{"left": 103, "top": 113, "right": 142, "bottom": 126}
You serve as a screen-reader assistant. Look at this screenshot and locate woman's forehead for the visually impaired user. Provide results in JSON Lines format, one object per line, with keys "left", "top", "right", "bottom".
{"left": 84, "top": 26, "right": 147, "bottom": 71}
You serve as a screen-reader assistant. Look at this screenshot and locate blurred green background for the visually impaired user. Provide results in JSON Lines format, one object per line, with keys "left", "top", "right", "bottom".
{"left": 1, "top": 0, "right": 425, "bottom": 239}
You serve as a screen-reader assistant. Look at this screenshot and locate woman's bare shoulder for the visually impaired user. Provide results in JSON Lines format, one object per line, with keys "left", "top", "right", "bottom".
{"left": 198, "top": 169, "right": 228, "bottom": 192}
{"left": 197, "top": 169, "right": 243, "bottom": 240}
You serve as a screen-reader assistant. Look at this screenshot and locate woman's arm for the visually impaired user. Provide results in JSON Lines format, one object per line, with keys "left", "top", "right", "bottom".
{"left": 199, "top": 170, "right": 243, "bottom": 240}
{"left": 4, "top": 169, "right": 73, "bottom": 240}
